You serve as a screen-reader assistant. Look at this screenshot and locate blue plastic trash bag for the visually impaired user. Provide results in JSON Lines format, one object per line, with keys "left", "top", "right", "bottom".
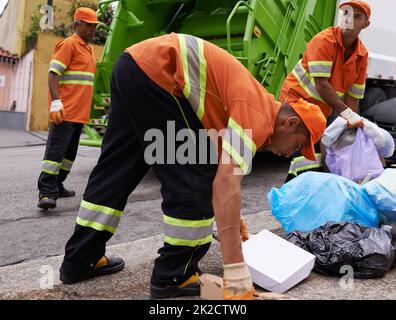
{"left": 267, "top": 172, "right": 379, "bottom": 234}
{"left": 326, "top": 128, "right": 384, "bottom": 184}
{"left": 363, "top": 169, "right": 396, "bottom": 222}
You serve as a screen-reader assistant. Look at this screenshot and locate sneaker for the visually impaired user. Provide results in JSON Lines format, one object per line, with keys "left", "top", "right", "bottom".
{"left": 37, "top": 197, "right": 57, "bottom": 210}
{"left": 60, "top": 256, "right": 125, "bottom": 284}
{"left": 58, "top": 187, "right": 76, "bottom": 198}
{"left": 150, "top": 272, "right": 201, "bottom": 299}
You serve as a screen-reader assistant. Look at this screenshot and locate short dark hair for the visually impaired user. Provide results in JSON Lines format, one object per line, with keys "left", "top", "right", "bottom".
{"left": 280, "top": 103, "right": 307, "bottom": 134}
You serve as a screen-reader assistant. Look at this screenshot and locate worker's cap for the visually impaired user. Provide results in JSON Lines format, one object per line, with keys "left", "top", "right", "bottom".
{"left": 74, "top": 7, "right": 99, "bottom": 24}
{"left": 339, "top": 1, "right": 371, "bottom": 20}
{"left": 289, "top": 99, "right": 327, "bottom": 161}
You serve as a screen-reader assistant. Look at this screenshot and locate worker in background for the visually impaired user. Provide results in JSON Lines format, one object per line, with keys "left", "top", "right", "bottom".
{"left": 280, "top": 0, "right": 371, "bottom": 182}
{"left": 37, "top": 8, "right": 98, "bottom": 210}
{"left": 59, "top": 33, "right": 326, "bottom": 300}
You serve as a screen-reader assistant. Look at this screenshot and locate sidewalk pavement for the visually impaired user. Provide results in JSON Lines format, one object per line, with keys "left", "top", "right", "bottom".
{"left": 1, "top": 210, "right": 395, "bottom": 300}
{"left": 0, "top": 129, "right": 47, "bottom": 148}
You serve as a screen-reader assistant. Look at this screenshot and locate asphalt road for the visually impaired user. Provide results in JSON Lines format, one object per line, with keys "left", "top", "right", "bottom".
{"left": 0, "top": 137, "right": 289, "bottom": 267}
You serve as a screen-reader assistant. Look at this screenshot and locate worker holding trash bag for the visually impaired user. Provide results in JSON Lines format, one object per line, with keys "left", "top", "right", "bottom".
{"left": 280, "top": 1, "right": 371, "bottom": 182}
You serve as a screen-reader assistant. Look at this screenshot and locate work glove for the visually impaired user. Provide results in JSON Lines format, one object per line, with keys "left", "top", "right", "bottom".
{"left": 223, "top": 262, "right": 255, "bottom": 300}
{"left": 50, "top": 99, "right": 66, "bottom": 125}
{"left": 240, "top": 218, "right": 250, "bottom": 242}
{"left": 340, "top": 107, "right": 364, "bottom": 128}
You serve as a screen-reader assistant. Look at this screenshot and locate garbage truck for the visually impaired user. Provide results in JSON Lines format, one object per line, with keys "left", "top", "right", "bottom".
{"left": 82, "top": 0, "right": 396, "bottom": 163}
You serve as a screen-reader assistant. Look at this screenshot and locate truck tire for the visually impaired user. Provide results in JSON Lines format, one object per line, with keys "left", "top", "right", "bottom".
{"left": 360, "top": 87, "right": 387, "bottom": 114}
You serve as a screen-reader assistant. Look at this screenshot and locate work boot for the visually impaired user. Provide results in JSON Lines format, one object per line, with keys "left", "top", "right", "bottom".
{"left": 150, "top": 272, "right": 201, "bottom": 299}
{"left": 58, "top": 186, "right": 76, "bottom": 198}
{"left": 60, "top": 256, "right": 125, "bottom": 284}
{"left": 37, "top": 197, "right": 57, "bottom": 210}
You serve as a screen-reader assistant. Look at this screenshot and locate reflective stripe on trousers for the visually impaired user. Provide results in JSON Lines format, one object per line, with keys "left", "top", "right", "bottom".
{"left": 41, "top": 160, "right": 61, "bottom": 175}
{"left": 288, "top": 153, "right": 322, "bottom": 176}
{"left": 163, "top": 214, "right": 214, "bottom": 247}
{"left": 76, "top": 200, "right": 123, "bottom": 234}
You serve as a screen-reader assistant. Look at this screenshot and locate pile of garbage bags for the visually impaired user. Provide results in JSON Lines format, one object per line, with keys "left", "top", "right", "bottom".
{"left": 287, "top": 222, "right": 395, "bottom": 279}
{"left": 267, "top": 116, "right": 396, "bottom": 278}
{"left": 267, "top": 171, "right": 379, "bottom": 234}
{"left": 268, "top": 168, "right": 396, "bottom": 278}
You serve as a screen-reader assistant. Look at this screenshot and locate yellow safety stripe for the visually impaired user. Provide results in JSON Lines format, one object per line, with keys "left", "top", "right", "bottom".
{"left": 60, "top": 159, "right": 73, "bottom": 171}
{"left": 179, "top": 35, "right": 191, "bottom": 99}
{"left": 228, "top": 118, "right": 257, "bottom": 155}
{"left": 308, "top": 61, "right": 333, "bottom": 66}
{"left": 292, "top": 63, "right": 324, "bottom": 102}
{"left": 76, "top": 217, "right": 116, "bottom": 234}
{"left": 51, "top": 59, "right": 67, "bottom": 69}
{"left": 164, "top": 215, "right": 214, "bottom": 228}
{"left": 49, "top": 68, "right": 62, "bottom": 76}
{"left": 197, "top": 39, "right": 206, "bottom": 121}
{"left": 59, "top": 80, "right": 94, "bottom": 86}
{"left": 164, "top": 234, "right": 212, "bottom": 247}
{"left": 41, "top": 160, "right": 61, "bottom": 175}
{"left": 308, "top": 61, "right": 332, "bottom": 77}
{"left": 63, "top": 71, "right": 94, "bottom": 77}
{"left": 81, "top": 200, "right": 123, "bottom": 217}
{"left": 222, "top": 139, "right": 249, "bottom": 174}
{"left": 347, "top": 83, "right": 366, "bottom": 99}
{"left": 289, "top": 163, "right": 323, "bottom": 176}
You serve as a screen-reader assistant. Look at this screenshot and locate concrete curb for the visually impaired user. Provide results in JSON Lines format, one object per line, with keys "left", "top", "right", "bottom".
{"left": 1, "top": 210, "right": 396, "bottom": 300}
{"left": 0, "top": 211, "right": 278, "bottom": 299}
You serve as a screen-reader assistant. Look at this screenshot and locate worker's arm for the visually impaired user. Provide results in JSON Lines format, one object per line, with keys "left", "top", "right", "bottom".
{"left": 315, "top": 77, "right": 362, "bottom": 127}
{"left": 213, "top": 156, "right": 254, "bottom": 300}
{"left": 212, "top": 159, "right": 244, "bottom": 264}
{"left": 315, "top": 77, "right": 349, "bottom": 114}
{"left": 344, "top": 93, "right": 360, "bottom": 114}
{"left": 48, "top": 71, "right": 60, "bottom": 101}
{"left": 48, "top": 71, "right": 65, "bottom": 124}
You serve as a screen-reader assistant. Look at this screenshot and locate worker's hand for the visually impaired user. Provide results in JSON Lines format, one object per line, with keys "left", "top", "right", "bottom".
{"left": 223, "top": 262, "right": 254, "bottom": 300}
{"left": 50, "top": 99, "right": 65, "bottom": 125}
{"left": 340, "top": 107, "right": 364, "bottom": 128}
{"left": 240, "top": 218, "right": 249, "bottom": 242}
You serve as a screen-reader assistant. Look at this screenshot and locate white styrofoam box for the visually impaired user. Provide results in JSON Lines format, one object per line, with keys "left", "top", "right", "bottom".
{"left": 242, "top": 229, "right": 315, "bottom": 294}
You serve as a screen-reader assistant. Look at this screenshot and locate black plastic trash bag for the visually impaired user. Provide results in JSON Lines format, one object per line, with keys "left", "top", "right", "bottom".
{"left": 287, "top": 222, "right": 395, "bottom": 279}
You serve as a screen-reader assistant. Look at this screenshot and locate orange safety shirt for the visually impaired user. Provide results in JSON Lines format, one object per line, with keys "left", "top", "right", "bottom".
{"left": 127, "top": 33, "right": 281, "bottom": 173}
{"left": 48, "top": 33, "right": 96, "bottom": 124}
{"left": 280, "top": 27, "right": 368, "bottom": 119}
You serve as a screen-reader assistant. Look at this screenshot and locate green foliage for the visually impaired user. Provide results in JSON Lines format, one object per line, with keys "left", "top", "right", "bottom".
{"left": 24, "top": 11, "right": 42, "bottom": 52}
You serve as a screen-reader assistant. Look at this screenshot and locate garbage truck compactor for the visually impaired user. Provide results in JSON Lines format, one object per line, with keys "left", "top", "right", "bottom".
{"left": 81, "top": 0, "right": 338, "bottom": 147}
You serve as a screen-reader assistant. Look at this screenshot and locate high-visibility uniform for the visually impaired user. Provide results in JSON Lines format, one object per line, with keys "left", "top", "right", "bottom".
{"left": 60, "top": 33, "right": 281, "bottom": 285}
{"left": 38, "top": 33, "right": 96, "bottom": 199}
{"left": 48, "top": 33, "right": 96, "bottom": 123}
{"left": 280, "top": 27, "right": 368, "bottom": 180}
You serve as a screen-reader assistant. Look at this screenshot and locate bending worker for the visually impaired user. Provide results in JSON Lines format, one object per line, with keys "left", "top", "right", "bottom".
{"left": 37, "top": 8, "right": 98, "bottom": 210}
{"left": 280, "top": 0, "right": 371, "bottom": 182}
{"left": 59, "top": 33, "right": 326, "bottom": 300}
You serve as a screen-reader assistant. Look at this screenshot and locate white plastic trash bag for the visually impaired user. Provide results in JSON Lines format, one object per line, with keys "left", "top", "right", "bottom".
{"left": 363, "top": 169, "right": 396, "bottom": 222}
{"left": 321, "top": 116, "right": 394, "bottom": 158}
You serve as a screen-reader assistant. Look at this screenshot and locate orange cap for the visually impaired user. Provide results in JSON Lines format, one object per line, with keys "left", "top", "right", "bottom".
{"left": 339, "top": 1, "right": 371, "bottom": 20}
{"left": 74, "top": 7, "right": 99, "bottom": 24}
{"left": 289, "top": 99, "right": 327, "bottom": 161}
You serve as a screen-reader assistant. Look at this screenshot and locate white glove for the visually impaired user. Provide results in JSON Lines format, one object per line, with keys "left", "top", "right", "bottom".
{"left": 50, "top": 99, "right": 63, "bottom": 112}
{"left": 223, "top": 262, "right": 254, "bottom": 300}
{"left": 340, "top": 108, "right": 363, "bottom": 127}
{"left": 49, "top": 99, "right": 65, "bottom": 125}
